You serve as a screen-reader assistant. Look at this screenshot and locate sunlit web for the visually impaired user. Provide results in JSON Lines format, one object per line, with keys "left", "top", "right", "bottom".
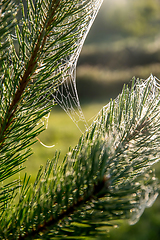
{"left": 40, "top": 0, "right": 104, "bottom": 133}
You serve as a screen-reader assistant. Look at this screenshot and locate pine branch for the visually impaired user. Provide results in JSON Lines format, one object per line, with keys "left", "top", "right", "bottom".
{"left": 0, "top": 0, "right": 61, "bottom": 143}
{"left": 0, "top": 0, "right": 102, "bottom": 190}
{"left": 1, "top": 76, "right": 160, "bottom": 239}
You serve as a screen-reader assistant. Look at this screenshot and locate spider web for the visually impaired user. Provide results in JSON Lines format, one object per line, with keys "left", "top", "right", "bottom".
{"left": 52, "top": 66, "right": 88, "bottom": 132}
{"left": 92, "top": 74, "right": 160, "bottom": 225}
{"left": 40, "top": 0, "right": 104, "bottom": 132}
{"left": 94, "top": 74, "right": 160, "bottom": 121}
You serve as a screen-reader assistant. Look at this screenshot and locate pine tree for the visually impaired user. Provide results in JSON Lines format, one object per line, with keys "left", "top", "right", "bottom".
{"left": 0, "top": 0, "right": 160, "bottom": 239}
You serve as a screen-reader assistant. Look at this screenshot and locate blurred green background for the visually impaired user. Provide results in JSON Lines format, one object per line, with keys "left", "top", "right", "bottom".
{"left": 25, "top": 0, "right": 160, "bottom": 239}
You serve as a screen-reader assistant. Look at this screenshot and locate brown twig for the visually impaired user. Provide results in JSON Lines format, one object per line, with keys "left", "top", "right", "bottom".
{"left": 17, "top": 176, "right": 110, "bottom": 240}
{"left": 0, "top": 0, "right": 61, "bottom": 145}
